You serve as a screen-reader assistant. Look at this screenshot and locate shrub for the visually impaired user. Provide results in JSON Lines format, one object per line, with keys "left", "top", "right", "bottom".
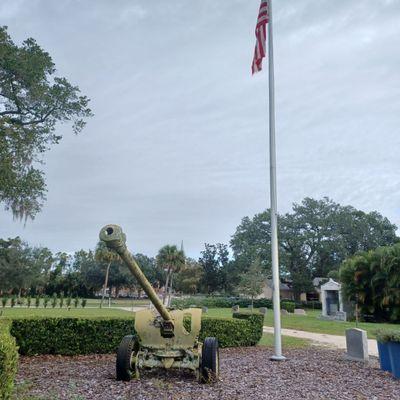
{"left": 0, "top": 321, "right": 19, "bottom": 399}
{"left": 281, "top": 301, "right": 295, "bottom": 313}
{"left": 35, "top": 296, "right": 40, "bottom": 308}
{"left": 10, "top": 314, "right": 264, "bottom": 356}
{"left": 43, "top": 296, "right": 49, "bottom": 308}
{"left": 375, "top": 329, "right": 400, "bottom": 343}
{"left": 74, "top": 297, "right": 79, "bottom": 308}
{"left": 81, "top": 299, "right": 87, "bottom": 308}
{"left": 66, "top": 296, "right": 72, "bottom": 308}
{"left": 59, "top": 293, "right": 64, "bottom": 309}
{"left": 10, "top": 297, "right": 16, "bottom": 308}
{"left": 1, "top": 298, "right": 7, "bottom": 308}
{"left": 26, "top": 296, "right": 31, "bottom": 308}
{"left": 51, "top": 293, "right": 57, "bottom": 308}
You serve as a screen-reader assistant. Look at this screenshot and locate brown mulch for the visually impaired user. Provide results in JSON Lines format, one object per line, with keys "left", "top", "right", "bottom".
{"left": 16, "top": 347, "right": 399, "bottom": 400}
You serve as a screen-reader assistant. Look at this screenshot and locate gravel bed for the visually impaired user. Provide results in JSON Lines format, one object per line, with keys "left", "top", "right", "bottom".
{"left": 16, "top": 347, "right": 399, "bottom": 400}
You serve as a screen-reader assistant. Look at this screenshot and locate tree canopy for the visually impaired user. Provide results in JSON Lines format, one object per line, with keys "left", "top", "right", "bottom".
{"left": 0, "top": 26, "right": 92, "bottom": 220}
{"left": 231, "top": 197, "right": 398, "bottom": 298}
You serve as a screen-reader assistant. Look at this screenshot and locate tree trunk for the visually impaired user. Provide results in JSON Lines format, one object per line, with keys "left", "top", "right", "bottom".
{"left": 167, "top": 273, "right": 174, "bottom": 307}
{"left": 162, "top": 269, "right": 171, "bottom": 305}
{"left": 100, "top": 262, "right": 111, "bottom": 309}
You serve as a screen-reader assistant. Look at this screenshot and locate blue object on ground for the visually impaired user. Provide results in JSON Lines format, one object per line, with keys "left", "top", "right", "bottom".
{"left": 388, "top": 341, "right": 400, "bottom": 379}
{"left": 377, "top": 341, "right": 392, "bottom": 372}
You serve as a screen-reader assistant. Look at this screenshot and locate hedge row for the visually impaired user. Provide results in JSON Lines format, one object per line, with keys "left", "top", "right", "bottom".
{"left": 11, "top": 318, "right": 134, "bottom": 356}
{"left": 171, "top": 296, "right": 316, "bottom": 312}
{"left": 11, "top": 314, "right": 264, "bottom": 356}
{"left": 0, "top": 321, "right": 18, "bottom": 400}
{"left": 172, "top": 296, "right": 275, "bottom": 309}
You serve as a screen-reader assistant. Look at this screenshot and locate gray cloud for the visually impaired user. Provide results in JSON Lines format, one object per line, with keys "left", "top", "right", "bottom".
{"left": 1, "top": 0, "right": 399, "bottom": 257}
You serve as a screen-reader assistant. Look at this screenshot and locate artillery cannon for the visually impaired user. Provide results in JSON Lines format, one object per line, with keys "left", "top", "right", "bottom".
{"left": 99, "top": 224, "right": 219, "bottom": 382}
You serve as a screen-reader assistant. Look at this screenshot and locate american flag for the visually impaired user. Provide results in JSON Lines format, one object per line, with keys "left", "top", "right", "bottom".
{"left": 251, "top": 0, "right": 269, "bottom": 74}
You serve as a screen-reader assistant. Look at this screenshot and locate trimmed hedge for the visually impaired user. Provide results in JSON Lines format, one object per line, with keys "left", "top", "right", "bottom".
{"left": 11, "top": 314, "right": 264, "bottom": 356}
{"left": 0, "top": 321, "right": 18, "bottom": 400}
{"left": 11, "top": 318, "right": 135, "bottom": 356}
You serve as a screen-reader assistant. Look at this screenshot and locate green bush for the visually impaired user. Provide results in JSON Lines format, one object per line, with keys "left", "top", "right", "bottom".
{"left": 1, "top": 298, "right": 7, "bottom": 308}
{"left": 281, "top": 301, "right": 295, "bottom": 313}
{"left": 10, "top": 314, "right": 263, "bottom": 356}
{"left": 375, "top": 329, "right": 400, "bottom": 343}
{"left": 0, "top": 321, "right": 19, "bottom": 400}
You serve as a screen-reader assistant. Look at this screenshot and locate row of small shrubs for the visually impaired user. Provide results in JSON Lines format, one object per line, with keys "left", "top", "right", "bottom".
{"left": 296, "top": 300, "right": 322, "bottom": 310}
{"left": 172, "top": 296, "right": 319, "bottom": 312}
{"left": 172, "top": 296, "right": 274, "bottom": 309}
{"left": 1, "top": 295, "right": 87, "bottom": 309}
{"left": 10, "top": 313, "right": 264, "bottom": 356}
{"left": 0, "top": 320, "right": 18, "bottom": 399}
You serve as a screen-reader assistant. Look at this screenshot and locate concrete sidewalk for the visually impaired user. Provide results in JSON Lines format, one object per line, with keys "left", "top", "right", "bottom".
{"left": 263, "top": 326, "right": 378, "bottom": 356}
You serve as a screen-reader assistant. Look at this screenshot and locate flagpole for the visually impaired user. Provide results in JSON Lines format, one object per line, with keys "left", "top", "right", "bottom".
{"left": 267, "top": 0, "right": 285, "bottom": 361}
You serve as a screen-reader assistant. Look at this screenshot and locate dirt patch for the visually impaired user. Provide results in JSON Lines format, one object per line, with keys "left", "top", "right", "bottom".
{"left": 16, "top": 347, "right": 399, "bottom": 400}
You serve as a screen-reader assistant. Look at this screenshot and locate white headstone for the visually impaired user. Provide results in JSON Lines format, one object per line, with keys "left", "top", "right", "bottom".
{"left": 294, "top": 308, "right": 307, "bottom": 316}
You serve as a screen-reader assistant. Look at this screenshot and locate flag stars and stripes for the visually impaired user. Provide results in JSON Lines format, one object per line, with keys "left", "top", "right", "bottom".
{"left": 252, "top": 0, "right": 269, "bottom": 74}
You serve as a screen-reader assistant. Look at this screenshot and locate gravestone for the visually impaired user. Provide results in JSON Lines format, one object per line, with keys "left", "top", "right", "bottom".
{"left": 335, "top": 311, "right": 347, "bottom": 321}
{"left": 202, "top": 306, "right": 208, "bottom": 314}
{"left": 294, "top": 309, "right": 307, "bottom": 316}
{"left": 189, "top": 304, "right": 196, "bottom": 308}
{"left": 232, "top": 305, "right": 240, "bottom": 313}
{"left": 281, "top": 309, "right": 289, "bottom": 315}
{"left": 259, "top": 307, "right": 267, "bottom": 315}
{"left": 345, "top": 328, "right": 369, "bottom": 362}
{"left": 247, "top": 305, "right": 254, "bottom": 310}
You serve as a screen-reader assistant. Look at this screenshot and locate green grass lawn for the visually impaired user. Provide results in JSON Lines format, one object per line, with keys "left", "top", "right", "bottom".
{"left": 0, "top": 307, "right": 133, "bottom": 319}
{"left": 205, "top": 308, "right": 399, "bottom": 339}
{"left": 258, "top": 333, "right": 311, "bottom": 348}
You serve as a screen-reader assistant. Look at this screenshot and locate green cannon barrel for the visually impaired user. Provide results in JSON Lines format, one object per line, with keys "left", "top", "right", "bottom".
{"left": 99, "top": 224, "right": 173, "bottom": 323}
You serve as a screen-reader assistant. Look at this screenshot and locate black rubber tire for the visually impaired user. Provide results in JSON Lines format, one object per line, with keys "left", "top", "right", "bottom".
{"left": 200, "top": 337, "right": 219, "bottom": 383}
{"left": 116, "top": 335, "right": 139, "bottom": 381}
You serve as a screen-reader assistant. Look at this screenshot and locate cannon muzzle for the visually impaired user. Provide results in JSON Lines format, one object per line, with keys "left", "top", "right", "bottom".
{"left": 99, "top": 225, "right": 174, "bottom": 333}
{"left": 99, "top": 224, "right": 127, "bottom": 252}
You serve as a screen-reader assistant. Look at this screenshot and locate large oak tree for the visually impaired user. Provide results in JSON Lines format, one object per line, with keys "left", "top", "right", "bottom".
{"left": 0, "top": 26, "right": 92, "bottom": 220}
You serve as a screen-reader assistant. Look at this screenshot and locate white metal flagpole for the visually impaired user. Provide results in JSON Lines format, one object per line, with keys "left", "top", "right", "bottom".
{"left": 267, "top": 0, "right": 285, "bottom": 361}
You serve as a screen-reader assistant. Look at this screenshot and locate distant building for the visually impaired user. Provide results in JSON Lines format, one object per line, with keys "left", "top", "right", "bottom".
{"left": 257, "top": 279, "right": 294, "bottom": 300}
{"left": 258, "top": 277, "right": 327, "bottom": 302}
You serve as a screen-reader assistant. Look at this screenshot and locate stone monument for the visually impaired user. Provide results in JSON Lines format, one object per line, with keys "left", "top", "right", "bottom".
{"left": 345, "top": 328, "right": 369, "bottom": 362}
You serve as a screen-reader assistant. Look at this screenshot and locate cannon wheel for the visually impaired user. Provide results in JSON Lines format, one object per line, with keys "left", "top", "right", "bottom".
{"left": 116, "top": 335, "right": 139, "bottom": 381}
{"left": 200, "top": 337, "right": 219, "bottom": 383}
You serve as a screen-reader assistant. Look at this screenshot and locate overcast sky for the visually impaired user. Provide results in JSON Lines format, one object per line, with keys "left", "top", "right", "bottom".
{"left": 1, "top": 0, "right": 399, "bottom": 258}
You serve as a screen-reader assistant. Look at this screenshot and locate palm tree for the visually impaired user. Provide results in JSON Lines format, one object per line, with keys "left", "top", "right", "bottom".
{"left": 95, "top": 241, "right": 120, "bottom": 308}
{"left": 156, "top": 245, "right": 185, "bottom": 305}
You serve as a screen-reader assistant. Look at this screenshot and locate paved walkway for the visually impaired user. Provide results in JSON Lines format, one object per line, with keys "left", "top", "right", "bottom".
{"left": 263, "top": 326, "right": 378, "bottom": 356}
